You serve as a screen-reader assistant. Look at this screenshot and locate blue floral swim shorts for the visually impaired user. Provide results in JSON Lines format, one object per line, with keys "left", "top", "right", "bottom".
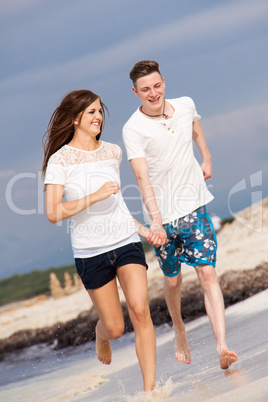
{"left": 154, "top": 206, "right": 217, "bottom": 277}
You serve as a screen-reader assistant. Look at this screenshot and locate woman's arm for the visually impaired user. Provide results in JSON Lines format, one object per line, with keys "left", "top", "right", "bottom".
{"left": 45, "top": 181, "right": 119, "bottom": 224}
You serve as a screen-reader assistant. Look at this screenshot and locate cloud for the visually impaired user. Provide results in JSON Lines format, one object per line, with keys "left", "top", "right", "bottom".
{"left": 1, "top": 0, "right": 267, "bottom": 94}
{"left": 0, "top": 0, "right": 267, "bottom": 278}
{"left": 202, "top": 103, "right": 268, "bottom": 140}
{"left": 0, "top": 170, "right": 17, "bottom": 178}
{"left": 200, "top": 102, "right": 268, "bottom": 214}
{"left": 0, "top": 0, "right": 43, "bottom": 16}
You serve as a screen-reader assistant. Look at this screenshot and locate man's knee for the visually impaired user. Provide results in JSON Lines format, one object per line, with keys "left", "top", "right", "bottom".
{"left": 196, "top": 264, "right": 218, "bottom": 285}
{"left": 164, "top": 273, "right": 182, "bottom": 290}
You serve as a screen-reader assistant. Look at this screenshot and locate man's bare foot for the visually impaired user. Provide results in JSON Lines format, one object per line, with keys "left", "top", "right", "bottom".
{"left": 96, "top": 333, "right": 112, "bottom": 365}
{"left": 220, "top": 348, "right": 237, "bottom": 369}
{"left": 174, "top": 329, "right": 191, "bottom": 364}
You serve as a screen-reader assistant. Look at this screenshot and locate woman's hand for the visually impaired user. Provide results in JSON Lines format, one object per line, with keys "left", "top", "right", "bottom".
{"left": 135, "top": 220, "right": 166, "bottom": 246}
{"left": 94, "top": 181, "right": 119, "bottom": 202}
{"left": 147, "top": 222, "right": 167, "bottom": 247}
{"left": 45, "top": 181, "right": 120, "bottom": 224}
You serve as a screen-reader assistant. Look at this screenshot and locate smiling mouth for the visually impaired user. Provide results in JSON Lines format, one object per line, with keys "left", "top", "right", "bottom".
{"left": 149, "top": 97, "right": 160, "bottom": 104}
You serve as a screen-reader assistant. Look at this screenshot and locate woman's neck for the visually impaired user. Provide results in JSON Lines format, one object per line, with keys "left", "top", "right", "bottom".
{"left": 68, "top": 135, "right": 100, "bottom": 152}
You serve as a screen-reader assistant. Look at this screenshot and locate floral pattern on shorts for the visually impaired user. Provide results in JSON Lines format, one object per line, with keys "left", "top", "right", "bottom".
{"left": 154, "top": 206, "right": 217, "bottom": 277}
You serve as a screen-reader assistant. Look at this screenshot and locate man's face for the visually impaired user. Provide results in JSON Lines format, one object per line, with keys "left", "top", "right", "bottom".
{"left": 133, "top": 72, "right": 165, "bottom": 114}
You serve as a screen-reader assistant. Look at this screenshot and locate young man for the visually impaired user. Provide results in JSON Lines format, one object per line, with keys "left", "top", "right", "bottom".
{"left": 122, "top": 60, "right": 237, "bottom": 370}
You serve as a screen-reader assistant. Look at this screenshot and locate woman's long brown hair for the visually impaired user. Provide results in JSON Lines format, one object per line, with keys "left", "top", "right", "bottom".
{"left": 42, "top": 89, "right": 108, "bottom": 178}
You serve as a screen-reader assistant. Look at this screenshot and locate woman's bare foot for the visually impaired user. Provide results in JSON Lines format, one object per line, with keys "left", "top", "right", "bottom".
{"left": 96, "top": 333, "right": 112, "bottom": 365}
{"left": 219, "top": 348, "right": 237, "bottom": 369}
{"left": 174, "top": 328, "right": 191, "bottom": 364}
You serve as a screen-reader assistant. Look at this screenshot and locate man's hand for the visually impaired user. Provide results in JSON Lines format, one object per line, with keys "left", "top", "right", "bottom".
{"left": 147, "top": 222, "right": 167, "bottom": 247}
{"left": 200, "top": 160, "right": 212, "bottom": 180}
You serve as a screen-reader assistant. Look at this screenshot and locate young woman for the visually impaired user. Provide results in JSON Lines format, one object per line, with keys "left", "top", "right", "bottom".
{"left": 42, "top": 89, "right": 163, "bottom": 392}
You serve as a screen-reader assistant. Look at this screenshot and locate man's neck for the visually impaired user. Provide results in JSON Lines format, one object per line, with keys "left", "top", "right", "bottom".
{"left": 140, "top": 100, "right": 174, "bottom": 120}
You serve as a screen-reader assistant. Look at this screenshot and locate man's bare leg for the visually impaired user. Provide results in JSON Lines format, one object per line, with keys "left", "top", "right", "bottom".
{"left": 195, "top": 264, "right": 237, "bottom": 369}
{"left": 220, "top": 348, "right": 238, "bottom": 369}
{"left": 164, "top": 272, "right": 191, "bottom": 364}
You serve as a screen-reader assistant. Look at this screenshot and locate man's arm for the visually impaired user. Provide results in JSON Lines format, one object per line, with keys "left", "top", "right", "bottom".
{"left": 192, "top": 120, "right": 212, "bottom": 180}
{"left": 130, "top": 157, "right": 167, "bottom": 246}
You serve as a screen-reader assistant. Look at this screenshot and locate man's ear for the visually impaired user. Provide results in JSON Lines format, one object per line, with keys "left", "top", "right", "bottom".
{"left": 132, "top": 86, "right": 140, "bottom": 98}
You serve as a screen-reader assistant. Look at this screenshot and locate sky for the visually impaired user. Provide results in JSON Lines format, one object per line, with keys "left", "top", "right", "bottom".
{"left": 0, "top": 0, "right": 267, "bottom": 279}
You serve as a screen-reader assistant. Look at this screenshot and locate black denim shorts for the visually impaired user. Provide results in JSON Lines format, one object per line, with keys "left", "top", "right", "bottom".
{"left": 75, "top": 242, "right": 148, "bottom": 290}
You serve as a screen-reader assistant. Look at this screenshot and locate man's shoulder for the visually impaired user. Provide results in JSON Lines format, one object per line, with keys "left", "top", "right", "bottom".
{"left": 169, "top": 96, "right": 196, "bottom": 108}
{"left": 123, "top": 108, "right": 143, "bottom": 132}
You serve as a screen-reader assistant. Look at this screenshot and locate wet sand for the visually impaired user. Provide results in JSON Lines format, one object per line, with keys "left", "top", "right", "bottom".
{"left": 78, "top": 289, "right": 268, "bottom": 401}
{"left": 0, "top": 290, "right": 266, "bottom": 401}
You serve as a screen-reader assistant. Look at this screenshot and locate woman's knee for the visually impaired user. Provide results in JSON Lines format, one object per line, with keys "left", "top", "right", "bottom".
{"left": 129, "top": 302, "right": 151, "bottom": 327}
{"left": 105, "top": 319, "right": 125, "bottom": 339}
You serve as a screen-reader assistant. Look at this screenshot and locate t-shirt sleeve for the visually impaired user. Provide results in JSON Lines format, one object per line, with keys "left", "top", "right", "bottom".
{"left": 44, "top": 154, "right": 66, "bottom": 185}
{"left": 177, "top": 96, "right": 201, "bottom": 121}
{"left": 188, "top": 97, "right": 201, "bottom": 121}
{"left": 122, "top": 125, "right": 145, "bottom": 160}
{"left": 193, "top": 103, "right": 201, "bottom": 121}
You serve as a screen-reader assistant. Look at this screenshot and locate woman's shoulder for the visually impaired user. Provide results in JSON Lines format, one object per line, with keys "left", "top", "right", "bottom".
{"left": 102, "top": 141, "right": 122, "bottom": 160}
{"left": 47, "top": 145, "right": 67, "bottom": 166}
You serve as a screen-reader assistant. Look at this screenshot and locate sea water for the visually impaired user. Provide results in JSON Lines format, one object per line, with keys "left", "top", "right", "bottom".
{"left": 0, "top": 325, "right": 174, "bottom": 401}
{"left": 0, "top": 291, "right": 268, "bottom": 401}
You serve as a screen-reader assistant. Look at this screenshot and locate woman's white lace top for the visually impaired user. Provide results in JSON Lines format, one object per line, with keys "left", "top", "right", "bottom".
{"left": 44, "top": 141, "right": 138, "bottom": 251}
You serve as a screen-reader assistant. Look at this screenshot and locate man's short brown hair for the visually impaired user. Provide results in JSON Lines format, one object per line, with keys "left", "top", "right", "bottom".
{"left": 129, "top": 60, "right": 162, "bottom": 87}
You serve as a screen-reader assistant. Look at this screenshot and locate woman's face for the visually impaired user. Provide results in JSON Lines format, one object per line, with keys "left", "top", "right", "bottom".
{"left": 76, "top": 99, "right": 103, "bottom": 138}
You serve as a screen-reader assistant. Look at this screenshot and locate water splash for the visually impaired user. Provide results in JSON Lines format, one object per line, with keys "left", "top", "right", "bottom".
{"left": 120, "top": 378, "right": 174, "bottom": 401}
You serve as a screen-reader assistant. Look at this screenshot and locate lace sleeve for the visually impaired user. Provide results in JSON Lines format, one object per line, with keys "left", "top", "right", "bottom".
{"left": 44, "top": 151, "right": 66, "bottom": 185}
{"left": 48, "top": 152, "right": 65, "bottom": 166}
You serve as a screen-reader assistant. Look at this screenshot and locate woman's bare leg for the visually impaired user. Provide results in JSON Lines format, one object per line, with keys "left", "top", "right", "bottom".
{"left": 117, "top": 264, "right": 156, "bottom": 392}
{"left": 88, "top": 278, "right": 124, "bottom": 365}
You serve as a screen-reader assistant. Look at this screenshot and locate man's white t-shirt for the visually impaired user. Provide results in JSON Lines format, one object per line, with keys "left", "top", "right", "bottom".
{"left": 123, "top": 97, "right": 214, "bottom": 224}
{"left": 44, "top": 141, "right": 139, "bottom": 257}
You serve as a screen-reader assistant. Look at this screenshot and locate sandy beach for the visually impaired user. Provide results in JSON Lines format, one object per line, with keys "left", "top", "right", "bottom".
{"left": 0, "top": 289, "right": 267, "bottom": 401}
{"left": 0, "top": 198, "right": 267, "bottom": 342}
{"left": 0, "top": 199, "right": 267, "bottom": 401}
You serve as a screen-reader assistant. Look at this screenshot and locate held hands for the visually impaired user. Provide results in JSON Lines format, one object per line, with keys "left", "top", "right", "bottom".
{"left": 147, "top": 222, "right": 167, "bottom": 247}
{"left": 95, "top": 181, "right": 119, "bottom": 202}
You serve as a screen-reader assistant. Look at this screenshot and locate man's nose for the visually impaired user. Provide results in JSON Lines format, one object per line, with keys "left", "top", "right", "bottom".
{"left": 149, "top": 88, "right": 156, "bottom": 97}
